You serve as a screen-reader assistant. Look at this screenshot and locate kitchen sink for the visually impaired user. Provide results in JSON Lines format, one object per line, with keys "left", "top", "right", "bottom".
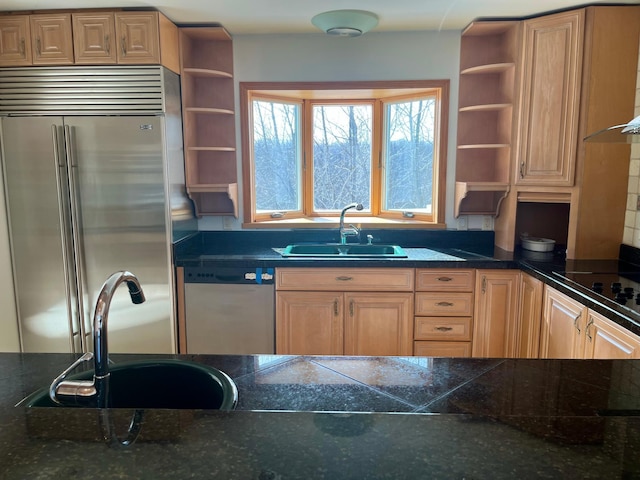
{"left": 17, "top": 359, "right": 238, "bottom": 410}
{"left": 281, "top": 243, "right": 407, "bottom": 258}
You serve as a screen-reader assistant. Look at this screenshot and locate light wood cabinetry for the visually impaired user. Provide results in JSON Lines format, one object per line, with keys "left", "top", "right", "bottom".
{"left": 454, "top": 21, "right": 519, "bottom": 217}
{"left": 514, "top": 9, "right": 584, "bottom": 186}
{"left": 30, "top": 13, "right": 74, "bottom": 65}
{"left": 515, "top": 272, "right": 543, "bottom": 358}
{"left": 0, "top": 15, "right": 31, "bottom": 66}
{"left": 540, "top": 285, "right": 640, "bottom": 359}
{"left": 472, "top": 270, "right": 520, "bottom": 357}
{"left": 414, "top": 269, "right": 474, "bottom": 357}
{"left": 72, "top": 12, "right": 116, "bottom": 64}
{"left": 0, "top": 10, "right": 179, "bottom": 72}
{"left": 583, "top": 310, "right": 640, "bottom": 359}
{"left": 178, "top": 27, "right": 238, "bottom": 217}
{"left": 275, "top": 268, "right": 414, "bottom": 356}
{"left": 540, "top": 286, "right": 586, "bottom": 359}
{"left": 494, "top": 6, "right": 640, "bottom": 258}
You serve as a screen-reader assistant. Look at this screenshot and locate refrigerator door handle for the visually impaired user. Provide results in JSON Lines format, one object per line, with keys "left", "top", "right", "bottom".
{"left": 64, "top": 124, "right": 90, "bottom": 353}
{"left": 52, "top": 124, "right": 82, "bottom": 354}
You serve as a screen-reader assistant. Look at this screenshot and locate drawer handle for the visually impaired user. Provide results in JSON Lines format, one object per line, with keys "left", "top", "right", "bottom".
{"left": 434, "top": 326, "right": 453, "bottom": 332}
{"left": 121, "top": 36, "right": 127, "bottom": 55}
{"left": 437, "top": 276, "right": 453, "bottom": 282}
{"left": 105, "top": 35, "right": 110, "bottom": 54}
{"left": 436, "top": 301, "right": 454, "bottom": 307}
{"left": 335, "top": 276, "right": 353, "bottom": 281}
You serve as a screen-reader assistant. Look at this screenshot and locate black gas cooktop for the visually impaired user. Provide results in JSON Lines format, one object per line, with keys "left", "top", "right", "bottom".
{"left": 554, "top": 268, "right": 640, "bottom": 316}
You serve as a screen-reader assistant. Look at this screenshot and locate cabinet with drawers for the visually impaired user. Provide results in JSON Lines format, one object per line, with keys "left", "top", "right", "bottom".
{"left": 413, "top": 269, "right": 475, "bottom": 357}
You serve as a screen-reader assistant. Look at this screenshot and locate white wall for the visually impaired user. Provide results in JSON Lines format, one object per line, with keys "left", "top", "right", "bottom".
{"left": 198, "top": 30, "right": 462, "bottom": 230}
{"left": 0, "top": 164, "right": 21, "bottom": 352}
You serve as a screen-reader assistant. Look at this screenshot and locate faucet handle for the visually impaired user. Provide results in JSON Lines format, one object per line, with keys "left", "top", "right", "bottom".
{"left": 367, "top": 234, "right": 373, "bottom": 245}
{"left": 49, "top": 352, "right": 96, "bottom": 406}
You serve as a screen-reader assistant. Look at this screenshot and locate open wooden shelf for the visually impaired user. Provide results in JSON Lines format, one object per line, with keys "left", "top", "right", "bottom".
{"left": 179, "top": 25, "right": 237, "bottom": 217}
{"left": 455, "top": 20, "right": 520, "bottom": 219}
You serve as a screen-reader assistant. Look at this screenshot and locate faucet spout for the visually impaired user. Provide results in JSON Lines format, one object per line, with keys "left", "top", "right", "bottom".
{"left": 339, "top": 202, "right": 363, "bottom": 244}
{"left": 49, "top": 271, "right": 146, "bottom": 408}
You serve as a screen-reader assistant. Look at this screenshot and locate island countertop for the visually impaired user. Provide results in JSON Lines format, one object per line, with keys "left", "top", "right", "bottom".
{"left": 3, "top": 352, "right": 640, "bottom": 479}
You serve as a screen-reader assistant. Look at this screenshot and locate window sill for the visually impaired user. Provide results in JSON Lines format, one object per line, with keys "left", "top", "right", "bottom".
{"left": 243, "top": 217, "right": 446, "bottom": 229}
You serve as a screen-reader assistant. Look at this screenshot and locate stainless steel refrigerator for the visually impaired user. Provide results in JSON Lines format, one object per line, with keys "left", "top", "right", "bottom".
{"left": 0, "top": 66, "right": 196, "bottom": 354}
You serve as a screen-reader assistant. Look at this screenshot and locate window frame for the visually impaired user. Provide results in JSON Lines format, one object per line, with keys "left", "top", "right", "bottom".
{"left": 240, "top": 80, "right": 449, "bottom": 227}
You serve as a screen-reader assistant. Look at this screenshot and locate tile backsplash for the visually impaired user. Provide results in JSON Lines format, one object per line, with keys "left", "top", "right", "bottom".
{"left": 622, "top": 47, "right": 640, "bottom": 248}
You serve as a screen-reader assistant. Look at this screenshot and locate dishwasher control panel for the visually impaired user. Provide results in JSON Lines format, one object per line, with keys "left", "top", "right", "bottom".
{"left": 184, "top": 266, "right": 275, "bottom": 284}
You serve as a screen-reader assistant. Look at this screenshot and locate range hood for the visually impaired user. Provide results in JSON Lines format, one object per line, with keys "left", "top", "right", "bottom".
{"left": 584, "top": 115, "right": 640, "bottom": 143}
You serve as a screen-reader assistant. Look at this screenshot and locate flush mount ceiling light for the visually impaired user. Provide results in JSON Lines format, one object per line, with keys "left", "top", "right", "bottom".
{"left": 311, "top": 10, "right": 379, "bottom": 37}
{"left": 584, "top": 115, "right": 640, "bottom": 143}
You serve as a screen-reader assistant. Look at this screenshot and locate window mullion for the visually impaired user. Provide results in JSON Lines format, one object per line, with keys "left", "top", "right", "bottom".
{"left": 302, "top": 99, "right": 314, "bottom": 216}
{"left": 371, "top": 99, "right": 383, "bottom": 216}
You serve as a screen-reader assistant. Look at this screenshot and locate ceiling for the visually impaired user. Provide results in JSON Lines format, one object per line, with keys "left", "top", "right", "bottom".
{"left": 3, "top": 0, "right": 640, "bottom": 35}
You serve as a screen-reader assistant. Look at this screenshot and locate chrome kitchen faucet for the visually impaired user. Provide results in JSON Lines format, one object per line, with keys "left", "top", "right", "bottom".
{"left": 339, "top": 202, "right": 363, "bottom": 244}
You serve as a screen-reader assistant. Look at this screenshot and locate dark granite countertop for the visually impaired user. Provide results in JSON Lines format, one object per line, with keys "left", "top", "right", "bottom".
{"left": 174, "top": 230, "right": 640, "bottom": 338}
{"left": 4, "top": 352, "right": 640, "bottom": 478}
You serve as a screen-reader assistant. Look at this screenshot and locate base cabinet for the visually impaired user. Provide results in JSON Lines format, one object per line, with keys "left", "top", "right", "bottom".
{"left": 275, "top": 268, "right": 414, "bottom": 356}
{"left": 584, "top": 310, "right": 640, "bottom": 359}
{"left": 539, "top": 285, "right": 640, "bottom": 359}
{"left": 472, "top": 270, "right": 520, "bottom": 357}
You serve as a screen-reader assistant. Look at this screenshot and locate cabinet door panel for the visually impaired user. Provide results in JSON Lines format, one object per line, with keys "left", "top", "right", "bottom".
{"left": 0, "top": 15, "right": 31, "bottom": 66}
{"left": 276, "top": 291, "right": 343, "bottom": 355}
{"left": 540, "top": 286, "right": 586, "bottom": 359}
{"left": 344, "top": 293, "right": 413, "bottom": 356}
{"left": 72, "top": 13, "right": 117, "bottom": 64}
{"left": 115, "top": 12, "right": 160, "bottom": 64}
{"left": 472, "top": 270, "right": 520, "bottom": 357}
{"left": 584, "top": 310, "right": 640, "bottom": 359}
{"left": 515, "top": 9, "right": 584, "bottom": 186}
{"left": 30, "top": 14, "right": 74, "bottom": 65}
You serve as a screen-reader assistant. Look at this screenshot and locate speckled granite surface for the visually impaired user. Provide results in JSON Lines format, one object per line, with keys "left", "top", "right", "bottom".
{"left": 4, "top": 353, "right": 640, "bottom": 478}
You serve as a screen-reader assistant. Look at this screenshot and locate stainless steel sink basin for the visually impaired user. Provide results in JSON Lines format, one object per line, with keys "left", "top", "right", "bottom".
{"left": 281, "top": 243, "right": 407, "bottom": 258}
{"left": 18, "top": 359, "right": 238, "bottom": 410}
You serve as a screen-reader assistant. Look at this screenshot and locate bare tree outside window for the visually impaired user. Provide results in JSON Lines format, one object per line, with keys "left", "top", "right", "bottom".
{"left": 384, "top": 98, "right": 435, "bottom": 213}
{"left": 313, "top": 104, "right": 372, "bottom": 211}
{"left": 253, "top": 100, "right": 300, "bottom": 212}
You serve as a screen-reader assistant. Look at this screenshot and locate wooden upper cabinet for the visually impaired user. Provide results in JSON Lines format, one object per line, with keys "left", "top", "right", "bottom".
{"left": 514, "top": 9, "right": 584, "bottom": 186}
{"left": 115, "top": 12, "right": 160, "bottom": 65}
{"left": 72, "top": 12, "right": 117, "bottom": 64}
{"left": 472, "top": 270, "right": 520, "bottom": 357}
{"left": 30, "top": 13, "right": 74, "bottom": 65}
{"left": 0, "top": 15, "right": 32, "bottom": 66}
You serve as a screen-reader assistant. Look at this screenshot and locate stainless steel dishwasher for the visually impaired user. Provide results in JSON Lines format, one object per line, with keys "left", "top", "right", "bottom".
{"left": 183, "top": 266, "right": 275, "bottom": 354}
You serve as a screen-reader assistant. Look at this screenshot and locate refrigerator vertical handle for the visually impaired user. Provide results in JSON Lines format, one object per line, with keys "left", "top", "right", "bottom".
{"left": 64, "top": 124, "right": 90, "bottom": 353}
{"left": 51, "top": 125, "right": 82, "bottom": 354}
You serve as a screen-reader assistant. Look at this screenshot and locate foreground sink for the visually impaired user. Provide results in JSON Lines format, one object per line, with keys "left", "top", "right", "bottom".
{"left": 18, "top": 359, "right": 238, "bottom": 410}
{"left": 282, "top": 243, "right": 407, "bottom": 258}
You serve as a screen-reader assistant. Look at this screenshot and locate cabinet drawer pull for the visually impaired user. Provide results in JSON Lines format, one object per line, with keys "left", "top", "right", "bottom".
{"left": 349, "top": 299, "right": 354, "bottom": 317}
{"left": 436, "top": 301, "right": 454, "bottom": 307}
{"left": 121, "top": 36, "right": 127, "bottom": 55}
{"left": 335, "top": 276, "right": 353, "bottom": 281}
{"left": 105, "top": 35, "right": 110, "bottom": 54}
{"left": 434, "top": 326, "right": 453, "bottom": 332}
{"left": 520, "top": 161, "right": 525, "bottom": 179}
{"left": 585, "top": 317, "right": 594, "bottom": 341}
{"left": 333, "top": 299, "right": 338, "bottom": 316}
{"left": 437, "top": 276, "right": 453, "bottom": 282}
{"left": 36, "top": 37, "right": 41, "bottom": 56}
{"left": 20, "top": 38, "right": 25, "bottom": 55}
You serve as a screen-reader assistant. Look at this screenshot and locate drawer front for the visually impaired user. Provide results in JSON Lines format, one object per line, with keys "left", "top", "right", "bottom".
{"left": 276, "top": 268, "right": 414, "bottom": 291}
{"left": 416, "top": 269, "right": 475, "bottom": 292}
{"left": 415, "top": 292, "right": 474, "bottom": 316}
{"left": 414, "top": 316, "right": 472, "bottom": 341}
{"left": 414, "top": 341, "right": 472, "bottom": 357}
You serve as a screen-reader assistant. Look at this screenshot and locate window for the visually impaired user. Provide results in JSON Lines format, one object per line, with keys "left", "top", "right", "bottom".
{"left": 241, "top": 81, "right": 448, "bottom": 226}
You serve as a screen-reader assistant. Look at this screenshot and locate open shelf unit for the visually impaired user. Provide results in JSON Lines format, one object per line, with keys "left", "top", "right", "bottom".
{"left": 455, "top": 20, "right": 520, "bottom": 217}
{"left": 179, "top": 26, "right": 238, "bottom": 217}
